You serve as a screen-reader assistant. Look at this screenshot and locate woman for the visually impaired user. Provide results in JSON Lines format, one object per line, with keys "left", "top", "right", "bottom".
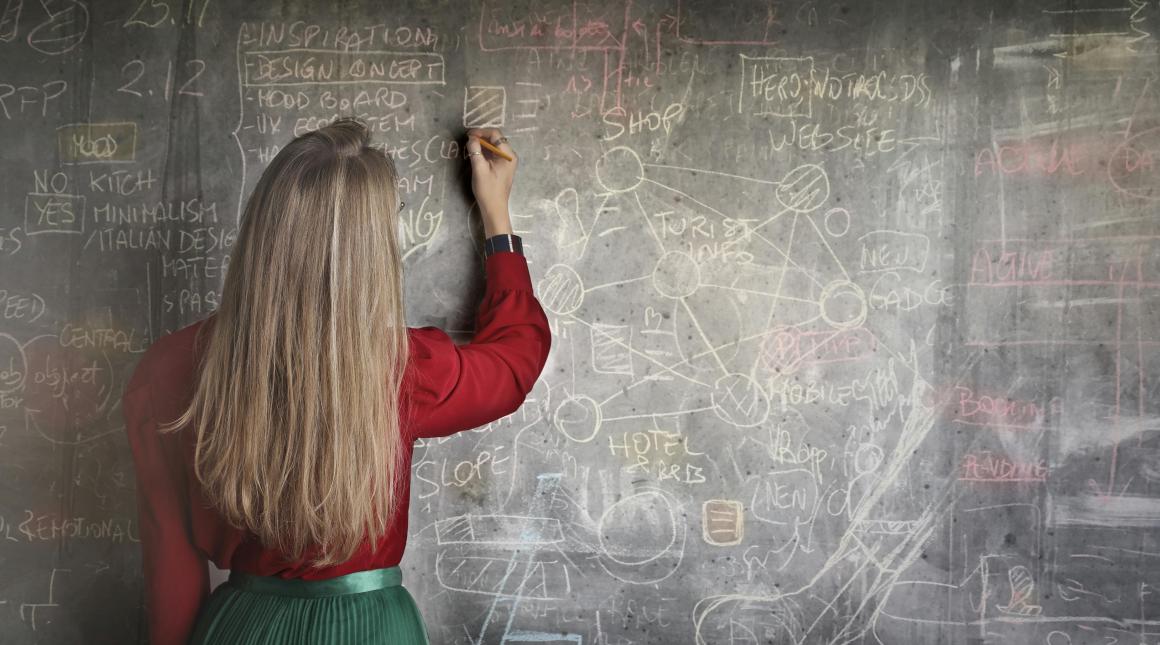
{"left": 120, "top": 119, "right": 551, "bottom": 644}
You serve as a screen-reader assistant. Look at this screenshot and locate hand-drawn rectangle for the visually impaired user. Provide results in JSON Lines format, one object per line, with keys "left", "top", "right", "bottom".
{"left": 57, "top": 123, "right": 138, "bottom": 164}
{"left": 1052, "top": 494, "right": 1160, "bottom": 528}
{"left": 703, "top": 499, "right": 744, "bottom": 545}
{"left": 857, "top": 230, "right": 931, "bottom": 274}
{"left": 242, "top": 49, "right": 446, "bottom": 86}
{"left": 24, "top": 193, "right": 85, "bottom": 235}
{"left": 463, "top": 86, "right": 506, "bottom": 128}
{"left": 436, "top": 552, "right": 571, "bottom": 599}
{"left": 591, "top": 323, "right": 633, "bottom": 376}
{"left": 738, "top": 55, "right": 814, "bottom": 118}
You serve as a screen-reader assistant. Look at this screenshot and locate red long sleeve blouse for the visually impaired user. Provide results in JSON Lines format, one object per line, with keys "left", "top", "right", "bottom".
{"left": 120, "top": 251, "right": 551, "bottom": 645}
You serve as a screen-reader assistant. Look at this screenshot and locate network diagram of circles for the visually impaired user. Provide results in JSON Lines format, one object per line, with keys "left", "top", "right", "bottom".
{"left": 539, "top": 146, "right": 884, "bottom": 442}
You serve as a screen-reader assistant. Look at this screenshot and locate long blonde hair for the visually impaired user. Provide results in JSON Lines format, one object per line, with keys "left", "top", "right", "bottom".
{"left": 160, "top": 118, "right": 410, "bottom": 568}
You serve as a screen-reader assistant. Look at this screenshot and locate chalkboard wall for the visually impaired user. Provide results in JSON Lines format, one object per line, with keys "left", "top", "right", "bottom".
{"left": 2, "top": 0, "right": 1159, "bottom": 643}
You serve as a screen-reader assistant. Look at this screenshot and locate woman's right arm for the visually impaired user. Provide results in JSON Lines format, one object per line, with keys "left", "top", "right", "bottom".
{"left": 406, "top": 252, "right": 551, "bottom": 439}
{"left": 404, "top": 128, "right": 552, "bottom": 439}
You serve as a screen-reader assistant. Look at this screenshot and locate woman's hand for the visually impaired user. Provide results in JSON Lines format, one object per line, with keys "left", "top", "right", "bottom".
{"left": 466, "top": 128, "right": 517, "bottom": 238}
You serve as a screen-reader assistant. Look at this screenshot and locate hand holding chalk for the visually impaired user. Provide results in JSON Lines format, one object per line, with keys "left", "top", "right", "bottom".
{"left": 477, "top": 137, "right": 514, "bottom": 162}
{"left": 466, "top": 128, "right": 518, "bottom": 237}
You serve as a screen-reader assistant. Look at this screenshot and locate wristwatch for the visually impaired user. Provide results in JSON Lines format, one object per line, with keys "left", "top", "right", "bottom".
{"left": 484, "top": 233, "right": 523, "bottom": 258}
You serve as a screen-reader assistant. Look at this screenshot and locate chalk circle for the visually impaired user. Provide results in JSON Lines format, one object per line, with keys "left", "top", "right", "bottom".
{"left": 553, "top": 394, "right": 602, "bottom": 444}
{"left": 775, "top": 164, "right": 830, "bottom": 213}
{"left": 652, "top": 251, "right": 700, "bottom": 298}
{"left": 711, "top": 373, "right": 770, "bottom": 428}
{"left": 819, "top": 280, "right": 867, "bottom": 330}
{"left": 1107, "top": 127, "right": 1160, "bottom": 202}
{"left": 595, "top": 146, "right": 644, "bottom": 193}
{"left": 599, "top": 490, "right": 682, "bottom": 567}
{"left": 0, "top": 333, "right": 27, "bottom": 393}
{"left": 22, "top": 335, "right": 116, "bottom": 442}
{"left": 823, "top": 207, "right": 851, "bottom": 237}
{"left": 537, "top": 264, "right": 584, "bottom": 315}
{"left": 854, "top": 443, "right": 884, "bottom": 475}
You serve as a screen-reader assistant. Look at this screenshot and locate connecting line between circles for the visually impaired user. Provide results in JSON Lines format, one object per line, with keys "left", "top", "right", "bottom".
{"left": 803, "top": 213, "right": 853, "bottom": 282}
{"left": 678, "top": 296, "right": 730, "bottom": 376}
{"left": 699, "top": 283, "right": 820, "bottom": 304}
{"left": 582, "top": 275, "right": 652, "bottom": 293}
{"left": 641, "top": 177, "right": 730, "bottom": 220}
{"left": 641, "top": 163, "right": 784, "bottom": 186}
{"left": 763, "top": 213, "right": 799, "bottom": 336}
{"left": 751, "top": 229, "right": 827, "bottom": 289}
{"left": 633, "top": 191, "right": 667, "bottom": 254}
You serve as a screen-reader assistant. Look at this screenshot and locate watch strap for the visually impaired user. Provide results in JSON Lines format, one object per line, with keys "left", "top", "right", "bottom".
{"left": 484, "top": 233, "right": 523, "bottom": 258}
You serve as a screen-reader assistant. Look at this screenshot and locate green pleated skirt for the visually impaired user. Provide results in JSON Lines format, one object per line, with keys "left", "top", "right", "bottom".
{"left": 187, "top": 566, "right": 430, "bottom": 644}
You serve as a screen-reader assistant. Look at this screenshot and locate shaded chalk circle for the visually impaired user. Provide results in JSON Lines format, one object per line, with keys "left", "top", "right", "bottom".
{"left": 756, "top": 327, "right": 803, "bottom": 375}
{"left": 27, "top": 1, "right": 89, "bottom": 56}
{"left": 537, "top": 264, "right": 584, "bottom": 315}
{"left": 595, "top": 146, "right": 644, "bottom": 193}
{"left": 553, "top": 394, "right": 602, "bottom": 443}
{"left": 775, "top": 164, "right": 830, "bottom": 213}
{"left": 652, "top": 251, "right": 700, "bottom": 298}
{"left": 819, "top": 280, "right": 867, "bottom": 329}
{"left": 711, "top": 373, "right": 770, "bottom": 428}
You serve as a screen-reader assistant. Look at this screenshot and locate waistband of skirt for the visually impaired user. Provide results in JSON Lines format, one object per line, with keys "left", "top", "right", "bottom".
{"left": 227, "top": 566, "right": 402, "bottom": 598}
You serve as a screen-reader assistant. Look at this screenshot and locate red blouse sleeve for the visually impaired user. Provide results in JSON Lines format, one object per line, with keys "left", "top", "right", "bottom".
{"left": 406, "top": 250, "right": 552, "bottom": 439}
{"left": 121, "top": 360, "right": 210, "bottom": 645}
